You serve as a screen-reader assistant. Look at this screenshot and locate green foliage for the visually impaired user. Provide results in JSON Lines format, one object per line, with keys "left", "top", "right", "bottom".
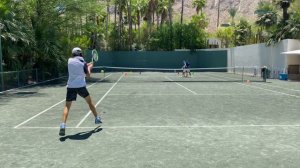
{"left": 234, "top": 19, "right": 252, "bottom": 46}
{"left": 148, "top": 23, "right": 207, "bottom": 51}
{"left": 267, "top": 10, "right": 300, "bottom": 45}
{"left": 0, "top": 0, "right": 33, "bottom": 71}
{"left": 216, "top": 27, "right": 234, "bottom": 48}
{"left": 255, "top": 1, "right": 277, "bottom": 28}
{"left": 191, "top": 13, "right": 208, "bottom": 29}
{"left": 0, "top": 0, "right": 106, "bottom": 77}
{"left": 256, "top": 0, "right": 300, "bottom": 45}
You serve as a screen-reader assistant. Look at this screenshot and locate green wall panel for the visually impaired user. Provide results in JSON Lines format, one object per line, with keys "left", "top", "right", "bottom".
{"left": 86, "top": 50, "right": 227, "bottom": 69}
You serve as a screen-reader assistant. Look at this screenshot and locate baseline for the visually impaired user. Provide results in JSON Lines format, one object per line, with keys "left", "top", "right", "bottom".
{"left": 16, "top": 124, "right": 300, "bottom": 129}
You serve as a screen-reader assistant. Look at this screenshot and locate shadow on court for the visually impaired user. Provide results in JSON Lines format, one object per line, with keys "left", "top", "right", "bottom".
{"left": 59, "top": 126, "right": 102, "bottom": 142}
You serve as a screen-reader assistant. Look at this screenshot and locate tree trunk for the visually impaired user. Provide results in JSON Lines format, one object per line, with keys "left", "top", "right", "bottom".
{"left": 217, "top": 0, "right": 220, "bottom": 28}
{"left": 180, "top": 0, "right": 184, "bottom": 25}
{"left": 114, "top": 1, "right": 117, "bottom": 24}
{"left": 106, "top": 0, "right": 110, "bottom": 50}
{"left": 168, "top": 0, "right": 173, "bottom": 50}
{"left": 128, "top": 0, "right": 132, "bottom": 50}
{"left": 283, "top": 7, "right": 289, "bottom": 22}
{"left": 118, "top": 2, "right": 123, "bottom": 50}
{"left": 180, "top": 0, "right": 184, "bottom": 49}
{"left": 138, "top": 10, "right": 141, "bottom": 46}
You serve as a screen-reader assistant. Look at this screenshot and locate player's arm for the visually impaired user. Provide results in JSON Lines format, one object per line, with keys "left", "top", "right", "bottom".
{"left": 84, "top": 63, "right": 93, "bottom": 78}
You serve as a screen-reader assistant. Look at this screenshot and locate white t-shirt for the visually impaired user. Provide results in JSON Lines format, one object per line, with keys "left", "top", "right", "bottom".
{"left": 67, "top": 56, "right": 88, "bottom": 88}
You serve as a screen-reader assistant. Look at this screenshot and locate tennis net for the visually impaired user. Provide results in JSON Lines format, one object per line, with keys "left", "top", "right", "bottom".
{"left": 90, "top": 66, "right": 266, "bottom": 83}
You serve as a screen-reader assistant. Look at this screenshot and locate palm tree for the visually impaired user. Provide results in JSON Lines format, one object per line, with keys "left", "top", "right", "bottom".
{"left": 105, "top": 0, "right": 110, "bottom": 50}
{"left": 267, "top": 7, "right": 300, "bottom": 45}
{"left": 234, "top": 19, "right": 252, "bottom": 46}
{"left": 168, "top": 0, "right": 175, "bottom": 24}
{"left": 157, "top": 0, "right": 169, "bottom": 26}
{"left": 132, "top": 0, "right": 147, "bottom": 46}
{"left": 255, "top": 1, "right": 277, "bottom": 28}
{"left": 180, "top": 0, "right": 184, "bottom": 24}
{"left": 116, "top": 0, "right": 127, "bottom": 49}
{"left": 168, "top": 0, "right": 175, "bottom": 50}
{"left": 144, "top": 0, "right": 157, "bottom": 32}
{"left": 128, "top": 0, "right": 133, "bottom": 50}
{"left": 192, "top": 0, "right": 206, "bottom": 15}
{"left": 280, "top": 0, "right": 292, "bottom": 22}
{"left": 228, "top": 7, "right": 237, "bottom": 26}
{"left": 274, "top": 0, "right": 293, "bottom": 22}
{"left": 217, "top": 0, "right": 220, "bottom": 28}
{"left": 0, "top": 0, "right": 32, "bottom": 70}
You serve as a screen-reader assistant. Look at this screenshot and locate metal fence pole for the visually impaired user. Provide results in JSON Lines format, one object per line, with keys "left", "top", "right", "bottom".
{"left": 18, "top": 71, "right": 20, "bottom": 87}
{"left": 242, "top": 66, "right": 244, "bottom": 82}
{"left": 0, "top": 23, "right": 4, "bottom": 91}
{"left": 36, "top": 69, "right": 38, "bottom": 83}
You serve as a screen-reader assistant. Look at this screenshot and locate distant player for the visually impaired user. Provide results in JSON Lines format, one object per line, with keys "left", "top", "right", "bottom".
{"left": 182, "top": 60, "right": 191, "bottom": 77}
{"left": 261, "top": 66, "right": 268, "bottom": 82}
{"left": 59, "top": 47, "right": 102, "bottom": 136}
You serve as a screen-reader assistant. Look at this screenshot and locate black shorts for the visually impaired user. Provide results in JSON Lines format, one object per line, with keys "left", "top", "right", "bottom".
{"left": 66, "top": 87, "right": 90, "bottom": 101}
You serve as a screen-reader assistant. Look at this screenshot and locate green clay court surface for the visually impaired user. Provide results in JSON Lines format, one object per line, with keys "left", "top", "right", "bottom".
{"left": 1, "top": 72, "right": 300, "bottom": 168}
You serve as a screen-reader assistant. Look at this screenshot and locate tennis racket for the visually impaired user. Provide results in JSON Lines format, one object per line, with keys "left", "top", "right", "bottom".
{"left": 91, "top": 49, "right": 99, "bottom": 64}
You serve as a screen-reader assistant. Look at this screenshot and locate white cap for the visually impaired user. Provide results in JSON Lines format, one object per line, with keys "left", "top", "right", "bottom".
{"left": 72, "top": 47, "right": 82, "bottom": 55}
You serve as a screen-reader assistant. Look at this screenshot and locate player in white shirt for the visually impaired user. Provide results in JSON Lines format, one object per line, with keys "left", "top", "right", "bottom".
{"left": 59, "top": 47, "right": 102, "bottom": 136}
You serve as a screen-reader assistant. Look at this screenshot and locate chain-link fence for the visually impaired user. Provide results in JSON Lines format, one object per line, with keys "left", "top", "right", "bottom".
{"left": 0, "top": 69, "right": 67, "bottom": 92}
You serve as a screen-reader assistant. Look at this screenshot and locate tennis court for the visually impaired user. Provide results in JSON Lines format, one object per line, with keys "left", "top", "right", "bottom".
{"left": 1, "top": 71, "right": 300, "bottom": 168}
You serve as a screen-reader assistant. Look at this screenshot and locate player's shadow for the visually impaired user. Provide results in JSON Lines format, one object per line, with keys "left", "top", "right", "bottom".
{"left": 59, "top": 126, "right": 102, "bottom": 142}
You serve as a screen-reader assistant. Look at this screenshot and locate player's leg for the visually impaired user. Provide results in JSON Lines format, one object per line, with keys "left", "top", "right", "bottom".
{"left": 78, "top": 87, "right": 102, "bottom": 124}
{"left": 59, "top": 101, "right": 72, "bottom": 136}
{"left": 84, "top": 95, "right": 97, "bottom": 116}
{"left": 59, "top": 88, "right": 76, "bottom": 136}
{"left": 84, "top": 95, "right": 102, "bottom": 124}
{"left": 62, "top": 101, "right": 72, "bottom": 123}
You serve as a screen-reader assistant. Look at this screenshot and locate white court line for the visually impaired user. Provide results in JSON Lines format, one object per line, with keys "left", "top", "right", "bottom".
{"left": 108, "top": 93, "right": 283, "bottom": 96}
{"left": 15, "top": 124, "right": 300, "bottom": 129}
{"left": 255, "top": 82, "right": 300, "bottom": 92}
{"left": 205, "top": 73, "right": 300, "bottom": 98}
{"left": 238, "top": 83, "right": 300, "bottom": 98}
{"left": 165, "top": 76, "right": 197, "bottom": 95}
{"left": 14, "top": 74, "right": 113, "bottom": 129}
{"left": 75, "top": 74, "right": 124, "bottom": 128}
{"left": 14, "top": 100, "right": 66, "bottom": 129}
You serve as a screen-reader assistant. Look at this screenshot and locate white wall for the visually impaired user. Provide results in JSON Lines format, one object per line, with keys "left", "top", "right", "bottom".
{"left": 286, "top": 39, "right": 300, "bottom": 66}
{"left": 228, "top": 39, "right": 300, "bottom": 76}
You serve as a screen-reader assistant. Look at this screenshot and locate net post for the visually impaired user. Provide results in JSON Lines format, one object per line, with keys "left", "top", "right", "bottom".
{"left": 17, "top": 70, "right": 20, "bottom": 87}
{"left": 242, "top": 66, "right": 244, "bottom": 82}
{"left": 0, "top": 72, "right": 2, "bottom": 91}
{"left": 35, "top": 69, "right": 38, "bottom": 83}
{"left": 263, "top": 67, "right": 267, "bottom": 82}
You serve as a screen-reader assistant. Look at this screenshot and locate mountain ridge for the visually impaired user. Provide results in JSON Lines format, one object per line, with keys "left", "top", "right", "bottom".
{"left": 173, "top": 0, "right": 266, "bottom": 32}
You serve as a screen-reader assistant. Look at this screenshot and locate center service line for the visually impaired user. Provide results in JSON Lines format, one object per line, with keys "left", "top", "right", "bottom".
{"left": 165, "top": 76, "right": 197, "bottom": 95}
